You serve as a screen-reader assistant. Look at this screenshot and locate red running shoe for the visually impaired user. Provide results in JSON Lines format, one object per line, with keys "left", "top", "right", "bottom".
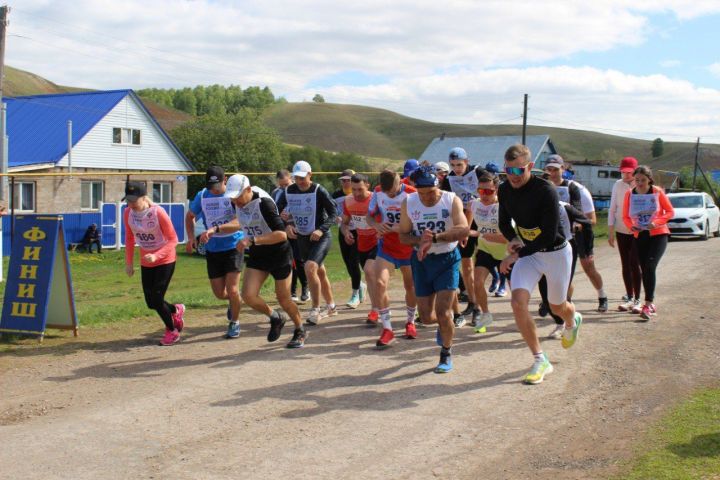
{"left": 376, "top": 328, "right": 395, "bottom": 349}
{"left": 366, "top": 309, "right": 379, "bottom": 326}
{"left": 159, "top": 329, "right": 180, "bottom": 346}
{"left": 405, "top": 322, "right": 417, "bottom": 339}
{"left": 172, "top": 304, "right": 185, "bottom": 332}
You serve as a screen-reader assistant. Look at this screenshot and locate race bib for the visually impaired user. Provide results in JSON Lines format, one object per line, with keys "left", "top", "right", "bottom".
{"left": 518, "top": 226, "right": 541, "bottom": 241}
{"left": 629, "top": 193, "right": 658, "bottom": 229}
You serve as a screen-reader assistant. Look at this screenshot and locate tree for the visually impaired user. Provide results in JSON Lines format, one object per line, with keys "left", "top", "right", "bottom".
{"left": 651, "top": 138, "right": 664, "bottom": 158}
{"left": 171, "top": 110, "right": 286, "bottom": 197}
{"left": 312, "top": 94, "right": 325, "bottom": 103}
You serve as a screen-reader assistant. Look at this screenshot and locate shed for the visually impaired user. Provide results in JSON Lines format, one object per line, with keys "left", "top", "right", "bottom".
{"left": 419, "top": 134, "right": 557, "bottom": 167}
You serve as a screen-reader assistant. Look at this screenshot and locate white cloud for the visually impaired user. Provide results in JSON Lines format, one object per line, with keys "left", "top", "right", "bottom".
{"left": 6, "top": 1, "right": 720, "bottom": 141}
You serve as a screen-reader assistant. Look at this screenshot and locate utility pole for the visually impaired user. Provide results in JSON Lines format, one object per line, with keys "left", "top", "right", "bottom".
{"left": 521, "top": 93, "right": 528, "bottom": 145}
{"left": 692, "top": 137, "right": 700, "bottom": 191}
{"left": 0, "top": 5, "right": 9, "bottom": 203}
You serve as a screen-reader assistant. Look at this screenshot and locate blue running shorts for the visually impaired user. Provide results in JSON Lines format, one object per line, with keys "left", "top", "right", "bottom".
{"left": 411, "top": 248, "right": 461, "bottom": 297}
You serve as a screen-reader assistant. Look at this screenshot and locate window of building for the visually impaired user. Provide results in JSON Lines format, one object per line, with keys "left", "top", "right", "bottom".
{"left": 153, "top": 182, "right": 172, "bottom": 203}
{"left": 597, "top": 170, "right": 609, "bottom": 178}
{"left": 610, "top": 171, "right": 621, "bottom": 179}
{"left": 12, "top": 182, "right": 35, "bottom": 212}
{"left": 112, "top": 127, "right": 141, "bottom": 145}
{"left": 81, "top": 181, "right": 104, "bottom": 210}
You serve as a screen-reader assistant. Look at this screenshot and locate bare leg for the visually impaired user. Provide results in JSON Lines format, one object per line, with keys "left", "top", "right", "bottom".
{"left": 510, "top": 288, "right": 541, "bottom": 354}
{"left": 473, "top": 267, "right": 491, "bottom": 313}
{"left": 435, "top": 290, "right": 456, "bottom": 348}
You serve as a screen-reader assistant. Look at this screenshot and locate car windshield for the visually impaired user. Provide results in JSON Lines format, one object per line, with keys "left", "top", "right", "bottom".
{"left": 670, "top": 196, "right": 703, "bottom": 209}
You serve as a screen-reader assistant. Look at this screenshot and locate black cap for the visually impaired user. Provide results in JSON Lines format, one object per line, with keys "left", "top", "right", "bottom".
{"left": 122, "top": 181, "right": 147, "bottom": 202}
{"left": 206, "top": 166, "right": 225, "bottom": 188}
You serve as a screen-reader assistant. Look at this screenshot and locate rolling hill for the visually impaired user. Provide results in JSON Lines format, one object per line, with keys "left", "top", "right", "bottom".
{"left": 4, "top": 66, "right": 719, "bottom": 172}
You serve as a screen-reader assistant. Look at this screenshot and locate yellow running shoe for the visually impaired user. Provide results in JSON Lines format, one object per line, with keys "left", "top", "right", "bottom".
{"left": 561, "top": 313, "right": 583, "bottom": 349}
{"left": 523, "top": 354, "right": 553, "bottom": 385}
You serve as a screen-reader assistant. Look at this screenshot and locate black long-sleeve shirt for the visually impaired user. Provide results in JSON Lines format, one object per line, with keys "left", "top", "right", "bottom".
{"left": 276, "top": 183, "right": 337, "bottom": 234}
{"left": 498, "top": 175, "right": 565, "bottom": 257}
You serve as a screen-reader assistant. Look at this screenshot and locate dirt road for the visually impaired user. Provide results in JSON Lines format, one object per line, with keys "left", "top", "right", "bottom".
{"left": 1, "top": 239, "right": 718, "bottom": 479}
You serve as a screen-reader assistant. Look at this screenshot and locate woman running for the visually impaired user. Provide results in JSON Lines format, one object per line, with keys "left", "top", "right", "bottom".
{"left": 468, "top": 168, "right": 507, "bottom": 333}
{"left": 123, "top": 181, "right": 185, "bottom": 346}
{"left": 622, "top": 165, "right": 674, "bottom": 321}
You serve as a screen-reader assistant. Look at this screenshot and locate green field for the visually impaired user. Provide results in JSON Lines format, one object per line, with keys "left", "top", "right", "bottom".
{"left": 619, "top": 387, "right": 720, "bottom": 480}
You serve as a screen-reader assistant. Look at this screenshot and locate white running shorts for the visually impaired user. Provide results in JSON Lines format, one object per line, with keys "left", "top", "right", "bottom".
{"left": 510, "top": 244, "right": 572, "bottom": 305}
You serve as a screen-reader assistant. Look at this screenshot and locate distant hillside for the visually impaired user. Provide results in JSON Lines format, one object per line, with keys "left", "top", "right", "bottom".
{"left": 263, "top": 102, "right": 720, "bottom": 171}
{"left": 3, "top": 66, "right": 193, "bottom": 133}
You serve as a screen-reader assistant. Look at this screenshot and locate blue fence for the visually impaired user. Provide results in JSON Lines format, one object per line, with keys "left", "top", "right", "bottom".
{"left": 2, "top": 203, "right": 186, "bottom": 256}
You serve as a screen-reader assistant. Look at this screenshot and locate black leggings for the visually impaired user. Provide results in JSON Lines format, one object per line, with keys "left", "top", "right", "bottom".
{"left": 339, "top": 230, "right": 362, "bottom": 290}
{"left": 616, "top": 232, "right": 642, "bottom": 299}
{"left": 635, "top": 232, "right": 668, "bottom": 302}
{"left": 289, "top": 238, "right": 307, "bottom": 294}
{"left": 141, "top": 262, "right": 177, "bottom": 331}
{"left": 539, "top": 240, "right": 578, "bottom": 325}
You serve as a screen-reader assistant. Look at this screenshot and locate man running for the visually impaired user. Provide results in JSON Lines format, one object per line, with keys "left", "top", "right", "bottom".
{"left": 441, "top": 147, "right": 480, "bottom": 327}
{"left": 399, "top": 166, "right": 469, "bottom": 373}
{"left": 276, "top": 161, "right": 337, "bottom": 325}
{"left": 366, "top": 169, "right": 418, "bottom": 346}
{"left": 498, "top": 145, "right": 583, "bottom": 385}
{"left": 215, "top": 174, "right": 307, "bottom": 348}
{"left": 543, "top": 155, "right": 608, "bottom": 312}
{"left": 271, "top": 169, "right": 309, "bottom": 304}
{"left": 340, "top": 174, "right": 379, "bottom": 319}
{"left": 333, "top": 169, "right": 367, "bottom": 309}
{"left": 185, "top": 166, "right": 244, "bottom": 339}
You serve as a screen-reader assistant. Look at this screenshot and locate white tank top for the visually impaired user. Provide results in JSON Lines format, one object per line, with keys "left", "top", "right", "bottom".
{"left": 201, "top": 192, "right": 235, "bottom": 238}
{"left": 470, "top": 199, "right": 506, "bottom": 260}
{"left": 447, "top": 168, "right": 479, "bottom": 208}
{"left": 127, "top": 205, "right": 167, "bottom": 251}
{"left": 407, "top": 190, "right": 457, "bottom": 254}
{"left": 285, "top": 184, "right": 318, "bottom": 236}
{"left": 373, "top": 186, "right": 410, "bottom": 226}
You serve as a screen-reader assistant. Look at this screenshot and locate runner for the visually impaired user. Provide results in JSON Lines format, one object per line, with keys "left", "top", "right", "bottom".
{"left": 271, "top": 169, "right": 309, "bottom": 304}
{"left": 441, "top": 147, "right": 480, "bottom": 327}
{"left": 123, "top": 181, "right": 184, "bottom": 346}
{"left": 483, "top": 162, "right": 507, "bottom": 297}
{"left": 399, "top": 166, "right": 469, "bottom": 373}
{"left": 608, "top": 156, "right": 643, "bottom": 312}
{"left": 434, "top": 162, "right": 450, "bottom": 184}
{"left": 498, "top": 145, "right": 582, "bottom": 385}
{"left": 622, "top": 165, "right": 674, "bottom": 321}
{"left": 401, "top": 159, "right": 419, "bottom": 186}
{"left": 543, "top": 155, "right": 608, "bottom": 313}
{"left": 185, "top": 166, "right": 244, "bottom": 339}
{"left": 366, "top": 169, "right": 418, "bottom": 346}
{"left": 217, "top": 174, "right": 308, "bottom": 348}
{"left": 276, "top": 161, "right": 337, "bottom": 325}
{"left": 467, "top": 168, "right": 507, "bottom": 333}
{"left": 332, "top": 169, "right": 367, "bottom": 309}
{"left": 340, "top": 174, "right": 379, "bottom": 319}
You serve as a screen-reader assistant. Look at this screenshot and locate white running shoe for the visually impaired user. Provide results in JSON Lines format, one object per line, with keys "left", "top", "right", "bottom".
{"left": 618, "top": 299, "right": 635, "bottom": 312}
{"left": 631, "top": 300, "right": 642, "bottom": 314}
{"left": 346, "top": 291, "right": 360, "bottom": 309}
{"left": 306, "top": 307, "right": 322, "bottom": 326}
{"left": 548, "top": 324, "right": 564, "bottom": 339}
{"left": 359, "top": 282, "right": 367, "bottom": 304}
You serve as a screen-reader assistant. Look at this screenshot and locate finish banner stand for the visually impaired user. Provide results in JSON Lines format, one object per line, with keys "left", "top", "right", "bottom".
{"left": 0, "top": 215, "right": 79, "bottom": 341}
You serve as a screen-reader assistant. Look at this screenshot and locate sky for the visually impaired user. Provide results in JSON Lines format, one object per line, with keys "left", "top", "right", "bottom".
{"left": 6, "top": 0, "right": 720, "bottom": 143}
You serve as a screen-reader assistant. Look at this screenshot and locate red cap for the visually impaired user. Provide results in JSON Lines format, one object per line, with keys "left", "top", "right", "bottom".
{"left": 619, "top": 156, "right": 638, "bottom": 173}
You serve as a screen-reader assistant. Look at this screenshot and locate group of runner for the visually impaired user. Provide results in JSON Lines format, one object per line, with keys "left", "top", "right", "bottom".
{"left": 122, "top": 143, "right": 672, "bottom": 383}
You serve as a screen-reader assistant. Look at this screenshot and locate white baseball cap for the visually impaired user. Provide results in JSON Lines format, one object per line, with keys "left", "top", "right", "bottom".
{"left": 224, "top": 174, "right": 251, "bottom": 198}
{"left": 435, "top": 161, "right": 450, "bottom": 173}
{"left": 292, "top": 160, "right": 312, "bottom": 178}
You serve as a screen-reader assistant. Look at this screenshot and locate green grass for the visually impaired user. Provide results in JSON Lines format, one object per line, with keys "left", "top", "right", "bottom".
{"left": 0, "top": 227, "right": 352, "bottom": 335}
{"left": 619, "top": 387, "right": 720, "bottom": 480}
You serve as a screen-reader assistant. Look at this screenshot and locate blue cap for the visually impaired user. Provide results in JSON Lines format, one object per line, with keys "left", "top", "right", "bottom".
{"left": 411, "top": 165, "right": 438, "bottom": 188}
{"left": 485, "top": 161, "right": 500, "bottom": 174}
{"left": 449, "top": 147, "right": 468, "bottom": 160}
{"left": 402, "top": 159, "right": 419, "bottom": 178}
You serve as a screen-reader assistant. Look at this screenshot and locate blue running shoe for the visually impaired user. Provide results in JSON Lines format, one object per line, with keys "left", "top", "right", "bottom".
{"left": 435, "top": 328, "right": 442, "bottom": 346}
{"left": 225, "top": 321, "right": 240, "bottom": 339}
{"left": 434, "top": 350, "right": 453, "bottom": 373}
{"left": 495, "top": 287, "right": 507, "bottom": 297}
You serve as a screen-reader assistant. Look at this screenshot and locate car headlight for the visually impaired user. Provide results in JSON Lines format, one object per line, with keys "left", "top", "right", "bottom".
{"left": 689, "top": 213, "right": 704, "bottom": 220}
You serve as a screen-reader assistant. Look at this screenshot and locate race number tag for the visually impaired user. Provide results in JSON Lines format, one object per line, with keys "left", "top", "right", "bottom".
{"left": 629, "top": 193, "right": 658, "bottom": 230}
{"left": 556, "top": 186, "right": 570, "bottom": 203}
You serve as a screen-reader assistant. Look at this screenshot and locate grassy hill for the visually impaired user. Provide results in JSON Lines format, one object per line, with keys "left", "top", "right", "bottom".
{"left": 5, "top": 66, "right": 719, "bottom": 172}
{"left": 264, "top": 102, "right": 720, "bottom": 171}
{"left": 3, "top": 66, "right": 193, "bottom": 133}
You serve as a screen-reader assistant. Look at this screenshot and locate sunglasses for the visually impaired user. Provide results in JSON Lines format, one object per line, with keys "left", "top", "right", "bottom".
{"left": 478, "top": 188, "right": 496, "bottom": 195}
{"left": 504, "top": 165, "right": 528, "bottom": 176}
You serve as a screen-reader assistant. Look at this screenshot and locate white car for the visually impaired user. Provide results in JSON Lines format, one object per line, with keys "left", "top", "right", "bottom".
{"left": 667, "top": 192, "right": 720, "bottom": 240}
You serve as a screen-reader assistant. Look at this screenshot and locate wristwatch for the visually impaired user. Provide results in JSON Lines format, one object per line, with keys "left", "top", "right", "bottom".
{"left": 250, "top": 236, "right": 256, "bottom": 246}
{"left": 432, "top": 232, "right": 438, "bottom": 243}
{"left": 214, "top": 225, "right": 220, "bottom": 234}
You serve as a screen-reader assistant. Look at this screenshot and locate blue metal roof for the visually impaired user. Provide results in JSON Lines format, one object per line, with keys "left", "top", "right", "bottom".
{"left": 5, "top": 89, "right": 191, "bottom": 168}
{"left": 419, "top": 134, "right": 556, "bottom": 166}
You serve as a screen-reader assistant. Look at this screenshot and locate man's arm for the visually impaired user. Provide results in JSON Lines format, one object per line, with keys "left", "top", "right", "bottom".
{"left": 398, "top": 198, "right": 420, "bottom": 247}
{"left": 435, "top": 195, "right": 469, "bottom": 243}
